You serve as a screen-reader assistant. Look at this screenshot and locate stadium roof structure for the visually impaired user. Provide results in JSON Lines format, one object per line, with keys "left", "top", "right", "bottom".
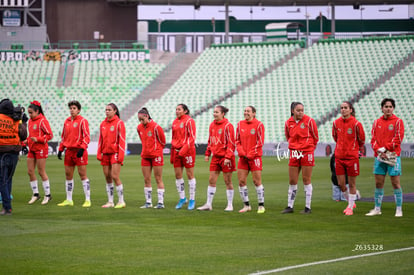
{"left": 108, "top": 0, "right": 414, "bottom": 6}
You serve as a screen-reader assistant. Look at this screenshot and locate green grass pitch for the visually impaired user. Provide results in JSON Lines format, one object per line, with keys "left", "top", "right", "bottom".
{"left": 1, "top": 155, "right": 413, "bottom": 274}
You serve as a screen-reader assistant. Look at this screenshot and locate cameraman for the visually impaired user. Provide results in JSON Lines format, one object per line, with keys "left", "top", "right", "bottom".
{"left": 0, "top": 98, "right": 28, "bottom": 215}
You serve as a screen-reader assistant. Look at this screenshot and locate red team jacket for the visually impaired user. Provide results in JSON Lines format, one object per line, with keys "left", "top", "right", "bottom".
{"left": 371, "top": 114, "right": 404, "bottom": 157}
{"left": 59, "top": 115, "right": 90, "bottom": 151}
{"left": 285, "top": 115, "right": 318, "bottom": 153}
{"left": 137, "top": 120, "right": 166, "bottom": 158}
{"left": 27, "top": 113, "right": 53, "bottom": 152}
{"left": 97, "top": 115, "right": 126, "bottom": 162}
{"left": 205, "top": 118, "right": 235, "bottom": 159}
{"left": 236, "top": 118, "right": 265, "bottom": 159}
{"left": 171, "top": 114, "right": 196, "bottom": 157}
{"left": 332, "top": 116, "right": 365, "bottom": 159}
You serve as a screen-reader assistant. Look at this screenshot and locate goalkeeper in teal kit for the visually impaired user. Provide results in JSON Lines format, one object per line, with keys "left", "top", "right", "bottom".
{"left": 366, "top": 98, "right": 404, "bottom": 217}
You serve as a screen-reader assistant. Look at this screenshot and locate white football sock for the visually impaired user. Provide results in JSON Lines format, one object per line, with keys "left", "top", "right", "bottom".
{"left": 342, "top": 190, "right": 349, "bottom": 202}
{"left": 66, "top": 179, "right": 74, "bottom": 201}
{"left": 206, "top": 186, "right": 216, "bottom": 206}
{"left": 255, "top": 184, "right": 264, "bottom": 204}
{"left": 144, "top": 187, "right": 152, "bottom": 204}
{"left": 287, "top": 184, "right": 297, "bottom": 208}
{"left": 175, "top": 178, "right": 185, "bottom": 199}
{"left": 348, "top": 194, "right": 356, "bottom": 209}
{"left": 116, "top": 184, "right": 124, "bottom": 203}
{"left": 106, "top": 183, "right": 114, "bottom": 203}
{"left": 189, "top": 178, "right": 196, "bottom": 201}
{"left": 239, "top": 186, "right": 249, "bottom": 203}
{"left": 304, "top": 184, "right": 313, "bottom": 209}
{"left": 82, "top": 179, "right": 91, "bottom": 201}
{"left": 226, "top": 189, "right": 234, "bottom": 206}
{"left": 42, "top": 180, "right": 51, "bottom": 196}
{"left": 30, "top": 180, "right": 39, "bottom": 194}
{"left": 157, "top": 189, "right": 165, "bottom": 204}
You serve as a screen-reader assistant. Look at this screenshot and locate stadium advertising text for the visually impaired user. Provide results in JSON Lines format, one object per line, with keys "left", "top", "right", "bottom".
{"left": 79, "top": 50, "right": 150, "bottom": 62}
{"left": 0, "top": 51, "right": 24, "bottom": 61}
{"left": 0, "top": 50, "right": 150, "bottom": 62}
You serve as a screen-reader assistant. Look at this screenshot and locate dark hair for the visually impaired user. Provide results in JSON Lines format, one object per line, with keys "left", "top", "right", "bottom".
{"left": 177, "top": 103, "right": 190, "bottom": 115}
{"left": 381, "top": 98, "right": 395, "bottom": 108}
{"left": 342, "top": 101, "right": 355, "bottom": 117}
{"left": 28, "top": 101, "right": 44, "bottom": 115}
{"left": 246, "top": 105, "right": 256, "bottom": 113}
{"left": 290, "top": 102, "right": 303, "bottom": 117}
{"left": 138, "top": 107, "right": 152, "bottom": 120}
{"left": 107, "top": 103, "right": 120, "bottom": 119}
{"left": 215, "top": 105, "right": 229, "bottom": 115}
{"left": 68, "top": 100, "right": 81, "bottom": 111}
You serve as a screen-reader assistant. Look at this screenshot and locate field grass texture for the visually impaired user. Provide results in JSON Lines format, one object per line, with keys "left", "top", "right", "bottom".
{"left": 1, "top": 156, "right": 413, "bottom": 274}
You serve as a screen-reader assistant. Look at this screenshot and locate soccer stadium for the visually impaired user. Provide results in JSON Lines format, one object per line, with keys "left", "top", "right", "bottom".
{"left": 1, "top": 0, "right": 414, "bottom": 274}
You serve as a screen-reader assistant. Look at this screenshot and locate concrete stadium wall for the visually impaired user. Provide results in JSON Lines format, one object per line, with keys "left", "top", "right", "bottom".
{"left": 0, "top": 26, "right": 46, "bottom": 49}
{"left": 46, "top": 0, "right": 137, "bottom": 44}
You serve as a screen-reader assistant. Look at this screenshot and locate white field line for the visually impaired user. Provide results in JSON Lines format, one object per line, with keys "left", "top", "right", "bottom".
{"left": 249, "top": 246, "right": 414, "bottom": 275}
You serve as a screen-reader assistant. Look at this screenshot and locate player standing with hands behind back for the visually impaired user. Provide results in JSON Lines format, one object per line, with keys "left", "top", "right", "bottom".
{"left": 282, "top": 102, "right": 318, "bottom": 214}
{"left": 97, "top": 103, "right": 126, "bottom": 209}
{"left": 236, "top": 106, "right": 265, "bottom": 214}
{"left": 198, "top": 105, "right": 236, "bottom": 211}
{"left": 137, "top": 107, "right": 166, "bottom": 209}
{"left": 25, "top": 100, "right": 54, "bottom": 205}
{"left": 332, "top": 101, "right": 365, "bottom": 216}
{"left": 57, "top": 100, "right": 91, "bottom": 208}
{"left": 171, "top": 104, "right": 197, "bottom": 210}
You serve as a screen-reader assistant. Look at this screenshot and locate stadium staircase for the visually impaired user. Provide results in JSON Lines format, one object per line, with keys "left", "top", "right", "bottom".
{"left": 121, "top": 52, "right": 199, "bottom": 118}
{"left": 90, "top": 50, "right": 200, "bottom": 141}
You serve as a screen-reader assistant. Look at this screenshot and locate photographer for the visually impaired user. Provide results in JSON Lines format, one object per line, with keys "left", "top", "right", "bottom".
{"left": 0, "top": 98, "right": 28, "bottom": 215}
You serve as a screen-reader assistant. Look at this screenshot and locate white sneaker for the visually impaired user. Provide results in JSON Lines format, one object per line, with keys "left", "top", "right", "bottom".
{"left": 365, "top": 209, "right": 382, "bottom": 216}
{"left": 197, "top": 203, "right": 212, "bottom": 211}
{"left": 224, "top": 205, "right": 233, "bottom": 212}
{"left": 28, "top": 194, "right": 40, "bottom": 204}
{"left": 395, "top": 209, "right": 403, "bottom": 217}
{"left": 41, "top": 195, "right": 52, "bottom": 205}
{"left": 238, "top": 205, "right": 252, "bottom": 213}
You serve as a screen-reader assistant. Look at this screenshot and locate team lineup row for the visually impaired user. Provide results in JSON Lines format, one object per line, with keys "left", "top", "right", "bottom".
{"left": 0, "top": 98, "right": 404, "bottom": 217}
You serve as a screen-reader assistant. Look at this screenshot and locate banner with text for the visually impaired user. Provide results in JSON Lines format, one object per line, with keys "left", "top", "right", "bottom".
{"left": 0, "top": 49, "right": 150, "bottom": 62}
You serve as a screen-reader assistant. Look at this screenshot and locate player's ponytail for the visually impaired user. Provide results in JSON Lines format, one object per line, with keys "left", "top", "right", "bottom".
{"left": 29, "top": 100, "right": 44, "bottom": 115}
{"left": 343, "top": 101, "right": 355, "bottom": 117}
{"left": 178, "top": 103, "right": 190, "bottom": 115}
{"left": 108, "top": 103, "right": 120, "bottom": 119}
{"left": 216, "top": 105, "right": 229, "bottom": 116}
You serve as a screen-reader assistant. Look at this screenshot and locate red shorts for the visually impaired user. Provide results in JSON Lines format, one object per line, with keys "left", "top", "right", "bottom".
{"left": 210, "top": 155, "right": 236, "bottom": 173}
{"left": 141, "top": 155, "right": 164, "bottom": 167}
{"left": 288, "top": 151, "right": 315, "bottom": 167}
{"left": 171, "top": 149, "right": 195, "bottom": 168}
{"left": 100, "top": 153, "right": 123, "bottom": 166}
{"left": 27, "top": 149, "right": 48, "bottom": 159}
{"left": 335, "top": 157, "right": 359, "bottom": 177}
{"left": 237, "top": 156, "right": 262, "bottom": 171}
{"left": 64, "top": 149, "right": 88, "bottom": 166}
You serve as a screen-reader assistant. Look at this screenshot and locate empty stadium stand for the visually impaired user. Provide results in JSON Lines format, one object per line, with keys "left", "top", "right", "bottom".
{"left": 1, "top": 36, "right": 413, "bottom": 145}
